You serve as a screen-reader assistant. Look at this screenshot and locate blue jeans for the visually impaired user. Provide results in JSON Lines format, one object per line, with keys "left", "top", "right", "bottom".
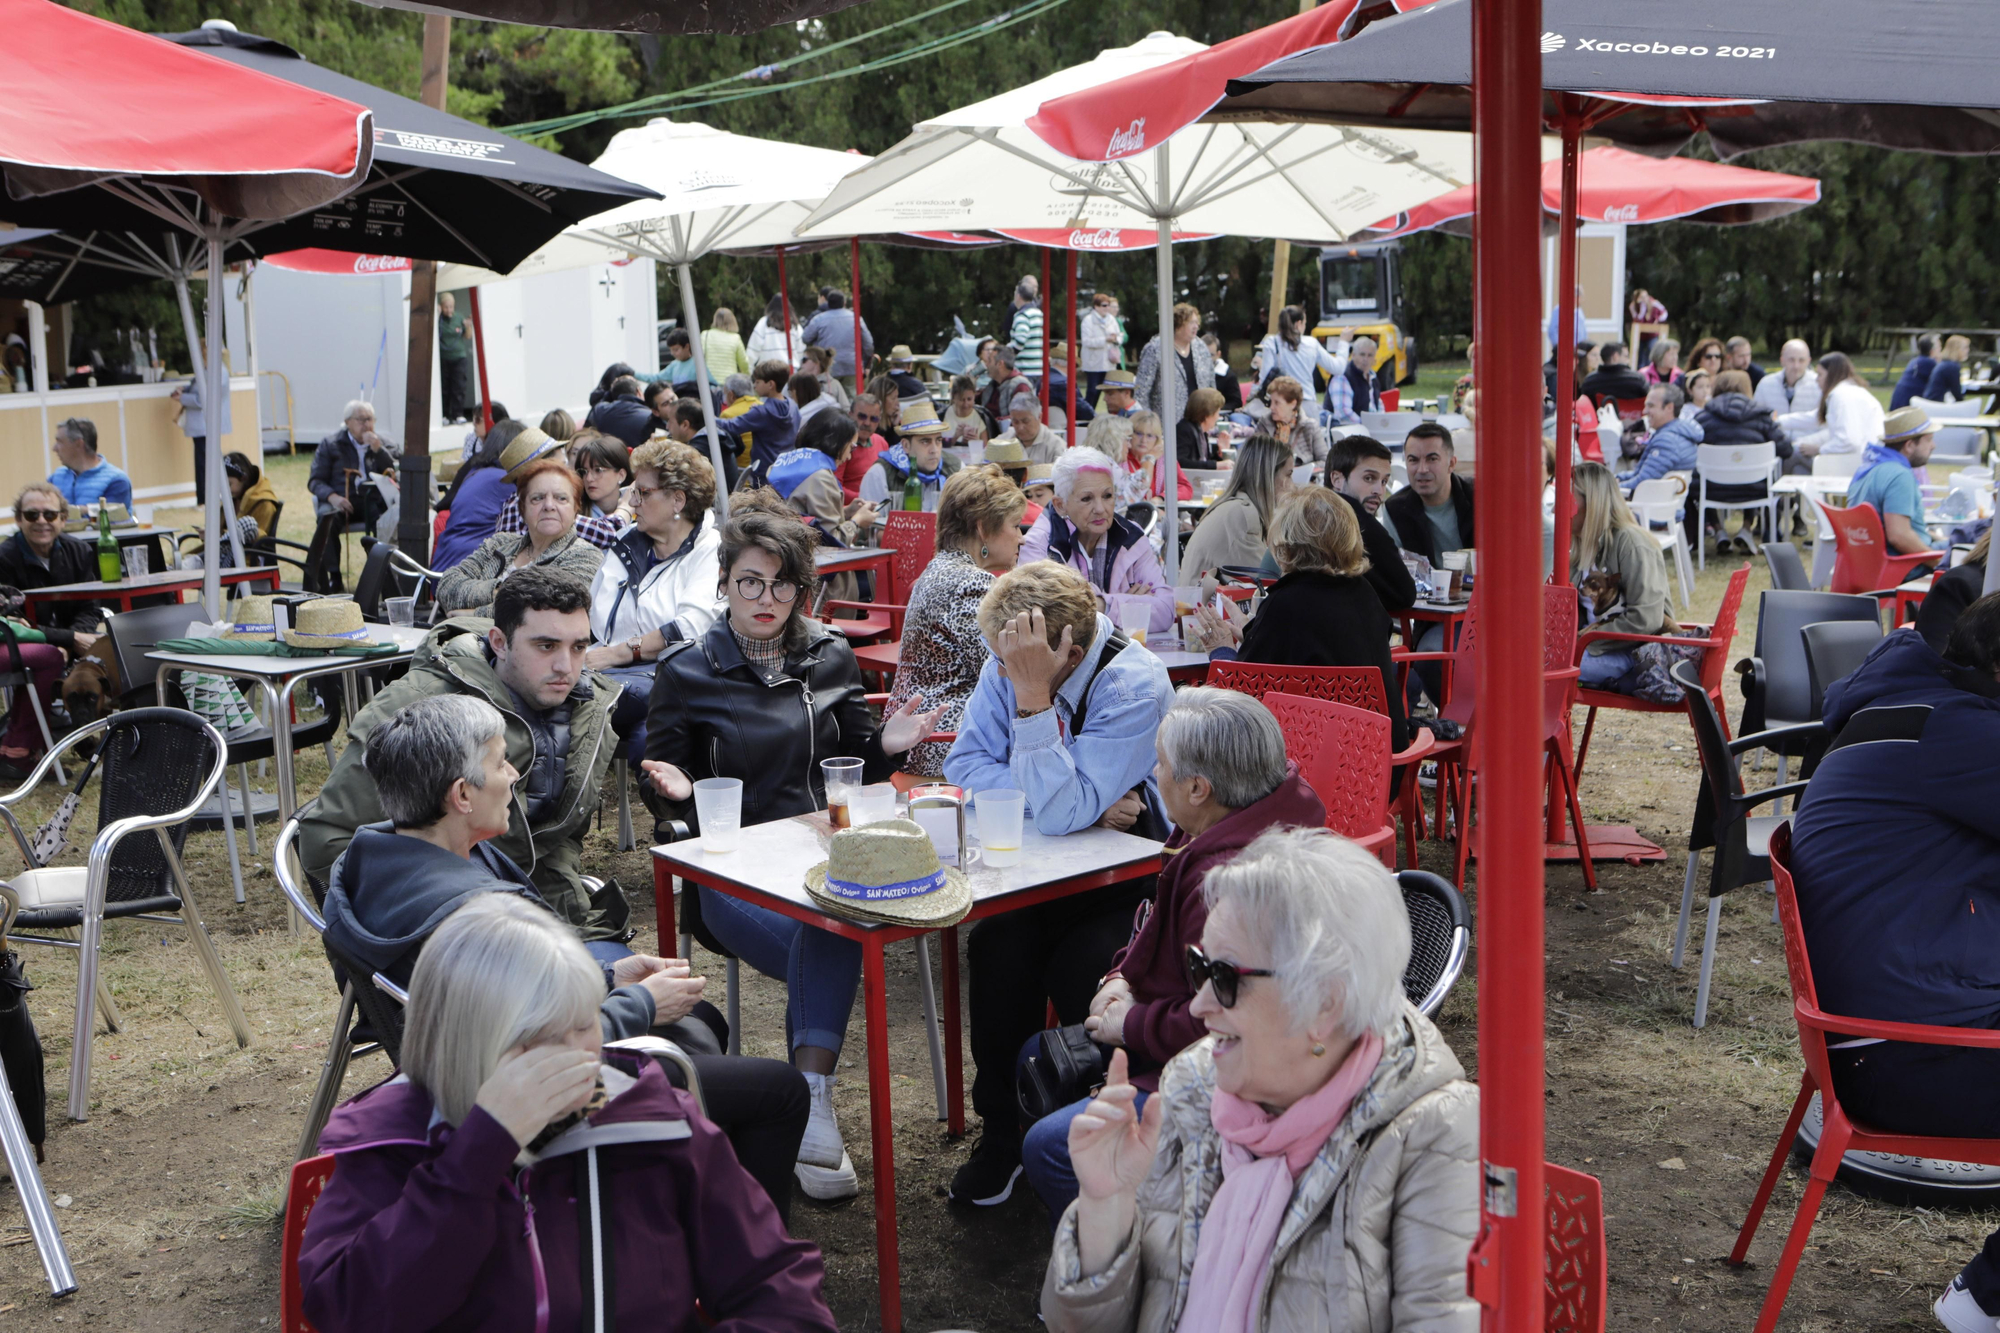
{"left": 698, "top": 886, "right": 861, "bottom": 1055}
{"left": 1578, "top": 647, "right": 1641, "bottom": 693}
{"left": 585, "top": 940, "right": 634, "bottom": 966}
{"left": 1019, "top": 1040, "right": 1150, "bottom": 1224}
{"left": 601, "top": 663, "right": 657, "bottom": 768}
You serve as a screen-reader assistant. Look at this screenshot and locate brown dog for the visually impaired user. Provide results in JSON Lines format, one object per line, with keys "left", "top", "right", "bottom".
{"left": 60, "top": 647, "right": 122, "bottom": 733}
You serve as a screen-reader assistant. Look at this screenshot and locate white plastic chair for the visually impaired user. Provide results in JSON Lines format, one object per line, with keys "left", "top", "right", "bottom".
{"left": 1913, "top": 395, "right": 1987, "bottom": 468}
{"left": 1628, "top": 477, "right": 1694, "bottom": 609}
{"left": 1694, "top": 443, "right": 1782, "bottom": 570}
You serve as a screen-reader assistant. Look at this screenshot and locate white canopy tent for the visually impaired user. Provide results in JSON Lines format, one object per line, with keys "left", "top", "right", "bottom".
{"left": 794, "top": 30, "right": 1476, "bottom": 585}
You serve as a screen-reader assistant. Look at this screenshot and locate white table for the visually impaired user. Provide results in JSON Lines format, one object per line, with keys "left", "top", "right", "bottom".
{"left": 652, "top": 814, "right": 1161, "bottom": 1333}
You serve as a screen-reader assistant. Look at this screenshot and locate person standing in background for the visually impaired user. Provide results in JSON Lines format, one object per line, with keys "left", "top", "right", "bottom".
{"left": 798, "top": 289, "right": 873, "bottom": 382}
{"left": 170, "top": 346, "right": 230, "bottom": 507}
{"left": 1078, "top": 292, "right": 1125, "bottom": 402}
{"left": 745, "top": 294, "right": 800, "bottom": 370}
{"left": 437, "top": 291, "right": 474, "bottom": 425}
{"left": 1009, "top": 275, "right": 1044, "bottom": 386}
{"left": 703, "top": 309, "right": 752, "bottom": 385}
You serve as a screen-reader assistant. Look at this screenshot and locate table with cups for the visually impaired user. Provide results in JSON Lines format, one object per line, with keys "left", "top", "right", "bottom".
{"left": 22, "top": 565, "right": 280, "bottom": 621}
{"left": 651, "top": 778, "right": 1163, "bottom": 1333}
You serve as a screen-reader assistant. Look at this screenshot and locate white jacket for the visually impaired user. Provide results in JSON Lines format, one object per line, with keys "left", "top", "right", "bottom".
{"left": 1754, "top": 367, "right": 1823, "bottom": 427}
{"left": 1079, "top": 310, "right": 1126, "bottom": 373}
{"left": 745, "top": 317, "right": 800, "bottom": 371}
{"left": 1783, "top": 379, "right": 1881, "bottom": 455}
{"left": 588, "top": 520, "right": 725, "bottom": 648}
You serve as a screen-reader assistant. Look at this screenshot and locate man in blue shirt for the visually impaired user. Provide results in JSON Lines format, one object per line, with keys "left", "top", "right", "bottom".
{"left": 1546, "top": 283, "right": 1587, "bottom": 352}
{"left": 47, "top": 418, "right": 132, "bottom": 510}
{"left": 1846, "top": 405, "right": 1940, "bottom": 557}
{"left": 942, "top": 561, "right": 1173, "bottom": 1208}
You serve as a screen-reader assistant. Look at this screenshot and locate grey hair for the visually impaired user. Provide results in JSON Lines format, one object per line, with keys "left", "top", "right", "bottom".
{"left": 343, "top": 398, "right": 377, "bottom": 423}
{"left": 1203, "top": 826, "right": 1411, "bottom": 1039}
{"left": 1017, "top": 275, "right": 1039, "bottom": 301}
{"left": 1157, "top": 687, "right": 1287, "bottom": 810}
{"left": 991, "top": 343, "right": 1019, "bottom": 370}
{"left": 1052, "top": 446, "right": 1118, "bottom": 504}
{"left": 1082, "top": 412, "right": 1134, "bottom": 463}
{"left": 403, "top": 894, "right": 604, "bottom": 1128}
{"left": 364, "top": 695, "right": 508, "bottom": 829}
{"left": 722, "top": 373, "right": 753, "bottom": 399}
{"left": 1650, "top": 380, "right": 1686, "bottom": 412}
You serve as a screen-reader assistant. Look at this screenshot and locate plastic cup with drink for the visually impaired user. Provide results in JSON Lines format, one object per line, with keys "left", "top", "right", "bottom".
{"left": 821, "top": 757, "right": 865, "bottom": 828}
{"left": 974, "top": 788, "right": 1026, "bottom": 868}
{"left": 850, "top": 783, "right": 899, "bottom": 826}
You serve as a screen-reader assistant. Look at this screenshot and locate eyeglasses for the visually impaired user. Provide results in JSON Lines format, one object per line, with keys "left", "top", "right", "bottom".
{"left": 17, "top": 509, "right": 59, "bottom": 523}
{"left": 1700, "top": 350, "right": 1723, "bottom": 361}
{"left": 854, "top": 413, "right": 881, "bottom": 427}
{"left": 1185, "top": 944, "right": 1274, "bottom": 1009}
{"left": 733, "top": 575, "right": 799, "bottom": 604}
{"left": 632, "top": 483, "right": 662, "bottom": 502}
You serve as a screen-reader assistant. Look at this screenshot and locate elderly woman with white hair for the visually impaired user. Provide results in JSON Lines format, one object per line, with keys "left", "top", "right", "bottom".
{"left": 299, "top": 894, "right": 837, "bottom": 1333}
{"left": 1018, "top": 446, "right": 1175, "bottom": 633}
{"left": 1044, "top": 826, "right": 1479, "bottom": 1333}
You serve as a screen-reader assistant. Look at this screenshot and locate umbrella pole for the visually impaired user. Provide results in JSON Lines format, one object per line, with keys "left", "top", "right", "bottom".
{"left": 676, "top": 261, "right": 731, "bottom": 523}
{"left": 850, "top": 237, "right": 864, "bottom": 398}
{"left": 169, "top": 252, "right": 226, "bottom": 619}
{"left": 468, "top": 286, "right": 493, "bottom": 435}
{"left": 210, "top": 239, "right": 246, "bottom": 579}
{"left": 1154, "top": 141, "right": 1178, "bottom": 590}
{"left": 1552, "top": 98, "right": 1581, "bottom": 583}
{"left": 1066, "top": 248, "right": 1079, "bottom": 449}
{"left": 778, "top": 246, "right": 793, "bottom": 365}
{"left": 1041, "top": 247, "right": 1052, "bottom": 424}
{"left": 1470, "top": 0, "right": 1548, "bottom": 1326}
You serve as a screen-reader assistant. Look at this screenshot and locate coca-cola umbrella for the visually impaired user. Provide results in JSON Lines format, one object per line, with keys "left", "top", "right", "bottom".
{"left": 1354, "top": 144, "right": 1821, "bottom": 240}
{"left": 798, "top": 25, "right": 1477, "bottom": 585}
{"left": 0, "top": 2, "right": 374, "bottom": 620}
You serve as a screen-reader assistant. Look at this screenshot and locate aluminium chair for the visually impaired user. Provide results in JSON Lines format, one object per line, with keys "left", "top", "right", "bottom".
{"left": 1397, "top": 870, "right": 1467, "bottom": 1018}
{"left": 0, "top": 708, "right": 251, "bottom": 1120}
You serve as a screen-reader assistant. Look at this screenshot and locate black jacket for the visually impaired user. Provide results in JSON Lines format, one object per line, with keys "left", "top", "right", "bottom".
{"left": 586, "top": 393, "right": 656, "bottom": 450}
{"left": 1696, "top": 392, "right": 1793, "bottom": 458}
{"left": 1336, "top": 488, "right": 1416, "bottom": 616}
{"left": 1235, "top": 570, "right": 1408, "bottom": 750}
{"left": 644, "top": 617, "right": 895, "bottom": 831}
{"left": 1916, "top": 559, "right": 1986, "bottom": 654}
{"left": 1580, "top": 364, "right": 1650, "bottom": 406}
{"left": 0, "top": 531, "right": 101, "bottom": 650}
{"left": 1385, "top": 474, "right": 1476, "bottom": 568}
{"left": 1176, "top": 419, "right": 1217, "bottom": 470}
{"left": 308, "top": 429, "right": 395, "bottom": 512}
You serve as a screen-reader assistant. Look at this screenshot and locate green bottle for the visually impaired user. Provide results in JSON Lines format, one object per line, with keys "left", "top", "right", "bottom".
{"left": 96, "top": 507, "right": 120, "bottom": 583}
{"left": 902, "top": 471, "right": 923, "bottom": 512}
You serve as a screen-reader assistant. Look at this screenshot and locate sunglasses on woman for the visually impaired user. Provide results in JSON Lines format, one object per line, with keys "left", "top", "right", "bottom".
{"left": 1185, "top": 944, "right": 1274, "bottom": 1009}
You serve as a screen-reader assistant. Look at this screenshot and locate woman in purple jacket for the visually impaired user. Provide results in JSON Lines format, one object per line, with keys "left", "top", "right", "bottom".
{"left": 1017, "top": 446, "right": 1175, "bottom": 632}
{"left": 299, "top": 894, "right": 834, "bottom": 1333}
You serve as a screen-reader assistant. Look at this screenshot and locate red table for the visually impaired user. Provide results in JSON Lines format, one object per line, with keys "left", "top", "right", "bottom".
{"left": 23, "top": 565, "right": 279, "bottom": 620}
{"left": 813, "top": 545, "right": 894, "bottom": 578}
{"left": 653, "top": 815, "right": 1162, "bottom": 1333}
{"left": 1396, "top": 597, "right": 1472, "bottom": 704}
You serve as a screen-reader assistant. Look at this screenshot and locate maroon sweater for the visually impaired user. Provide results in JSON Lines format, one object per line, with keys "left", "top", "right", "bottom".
{"left": 1109, "top": 766, "right": 1326, "bottom": 1089}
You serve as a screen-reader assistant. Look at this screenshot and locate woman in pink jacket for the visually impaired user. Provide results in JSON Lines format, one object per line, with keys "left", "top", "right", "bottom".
{"left": 1018, "top": 447, "right": 1175, "bottom": 633}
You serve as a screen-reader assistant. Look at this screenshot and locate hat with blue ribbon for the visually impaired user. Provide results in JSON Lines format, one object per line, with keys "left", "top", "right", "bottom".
{"left": 805, "top": 819, "right": 971, "bottom": 927}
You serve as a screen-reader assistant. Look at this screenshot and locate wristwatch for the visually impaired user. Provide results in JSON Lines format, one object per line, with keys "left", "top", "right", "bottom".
{"left": 627, "top": 634, "right": 645, "bottom": 664}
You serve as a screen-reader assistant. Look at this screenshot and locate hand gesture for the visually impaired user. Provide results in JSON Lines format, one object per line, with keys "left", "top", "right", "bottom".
{"left": 1096, "top": 791, "right": 1144, "bottom": 832}
{"left": 847, "top": 500, "right": 879, "bottom": 529}
{"left": 474, "top": 1044, "right": 600, "bottom": 1147}
{"left": 1194, "top": 603, "right": 1242, "bottom": 650}
{"left": 996, "top": 608, "right": 1070, "bottom": 712}
{"left": 641, "top": 760, "right": 693, "bottom": 802}
{"left": 1069, "top": 1050, "right": 1162, "bottom": 1203}
{"left": 879, "top": 692, "right": 947, "bottom": 756}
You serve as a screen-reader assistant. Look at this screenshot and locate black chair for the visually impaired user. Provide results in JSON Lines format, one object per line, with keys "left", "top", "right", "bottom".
{"left": 351, "top": 539, "right": 397, "bottom": 621}
{"left": 1671, "top": 660, "right": 1823, "bottom": 1029}
{"left": 1122, "top": 502, "right": 1157, "bottom": 541}
{"left": 1801, "top": 620, "right": 1884, "bottom": 730}
{"left": 1398, "top": 870, "right": 1469, "bottom": 1018}
{"left": 1735, "top": 591, "right": 1879, "bottom": 784}
{"left": 0, "top": 709, "right": 251, "bottom": 1119}
{"left": 103, "top": 602, "right": 205, "bottom": 708}
{"left": 1763, "top": 541, "right": 1812, "bottom": 592}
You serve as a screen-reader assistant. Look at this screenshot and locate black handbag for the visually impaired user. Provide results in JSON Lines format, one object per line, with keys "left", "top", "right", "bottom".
{"left": 1016, "top": 1023, "right": 1110, "bottom": 1124}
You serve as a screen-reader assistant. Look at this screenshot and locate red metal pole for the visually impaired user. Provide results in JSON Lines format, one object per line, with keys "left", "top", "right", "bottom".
{"left": 778, "top": 246, "right": 794, "bottom": 365}
{"left": 850, "top": 236, "right": 864, "bottom": 398}
{"left": 1066, "top": 248, "right": 1079, "bottom": 448}
{"left": 1041, "top": 247, "right": 1053, "bottom": 423}
{"left": 1470, "top": 0, "right": 1546, "bottom": 1328}
{"left": 1552, "top": 98, "right": 1581, "bottom": 582}
{"left": 467, "top": 285, "right": 492, "bottom": 435}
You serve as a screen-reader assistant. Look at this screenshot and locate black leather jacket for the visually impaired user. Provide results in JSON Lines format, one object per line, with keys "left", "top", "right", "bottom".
{"left": 644, "top": 616, "right": 896, "bottom": 832}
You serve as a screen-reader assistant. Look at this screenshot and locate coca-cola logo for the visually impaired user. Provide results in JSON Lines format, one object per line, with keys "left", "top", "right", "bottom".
{"left": 350, "top": 254, "right": 411, "bottom": 274}
{"left": 1066, "top": 228, "right": 1125, "bottom": 250}
{"left": 1601, "top": 204, "right": 1639, "bottom": 223}
{"left": 1105, "top": 118, "right": 1147, "bottom": 158}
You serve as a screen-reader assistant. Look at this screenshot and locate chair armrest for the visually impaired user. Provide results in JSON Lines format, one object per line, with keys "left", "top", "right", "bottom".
{"left": 1578, "top": 628, "right": 1720, "bottom": 652}
{"left": 372, "top": 973, "right": 410, "bottom": 1006}
{"left": 1735, "top": 655, "right": 1767, "bottom": 706}
{"left": 1795, "top": 1000, "right": 2000, "bottom": 1049}
{"left": 825, "top": 599, "right": 907, "bottom": 616}
{"left": 1391, "top": 649, "right": 1452, "bottom": 664}
{"left": 1727, "top": 721, "right": 1825, "bottom": 755}
{"left": 1391, "top": 729, "right": 1436, "bottom": 767}
{"left": 1738, "top": 780, "right": 1810, "bottom": 811}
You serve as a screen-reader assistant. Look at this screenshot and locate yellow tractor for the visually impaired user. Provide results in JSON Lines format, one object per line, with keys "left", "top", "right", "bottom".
{"left": 1311, "top": 241, "right": 1415, "bottom": 386}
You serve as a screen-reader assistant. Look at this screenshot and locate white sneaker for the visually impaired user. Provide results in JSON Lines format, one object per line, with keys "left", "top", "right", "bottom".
{"left": 794, "top": 1150, "right": 859, "bottom": 1201}
{"left": 798, "top": 1071, "right": 847, "bottom": 1168}
{"left": 1936, "top": 1273, "right": 2000, "bottom": 1333}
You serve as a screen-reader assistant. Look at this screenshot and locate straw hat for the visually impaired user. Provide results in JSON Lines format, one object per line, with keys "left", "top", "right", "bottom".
{"left": 982, "top": 438, "right": 1029, "bottom": 467}
{"left": 888, "top": 344, "right": 916, "bottom": 366}
{"left": 804, "top": 819, "right": 971, "bottom": 928}
{"left": 897, "top": 397, "right": 948, "bottom": 437}
{"left": 498, "top": 426, "right": 559, "bottom": 480}
{"left": 1101, "top": 368, "right": 1137, "bottom": 390}
{"left": 282, "top": 597, "right": 371, "bottom": 650}
{"left": 220, "top": 593, "right": 278, "bottom": 640}
{"left": 1883, "top": 406, "right": 1937, "bottom": 444}
{"left": 1024, "top": 463, "right": 1055, "bottom": 486}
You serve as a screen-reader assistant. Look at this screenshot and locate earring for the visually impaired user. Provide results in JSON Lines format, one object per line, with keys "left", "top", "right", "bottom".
{"left": 980, "top": 544, "right": 990, "bottom": 558}
{"left": 1311, "top": 1042, "right": 1327, "bottom": 1058}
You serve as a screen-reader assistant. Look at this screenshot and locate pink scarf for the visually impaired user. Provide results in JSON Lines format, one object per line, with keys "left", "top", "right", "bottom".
{"left": 1175, "top": 1031, "right": 1384, "bottom": 1333}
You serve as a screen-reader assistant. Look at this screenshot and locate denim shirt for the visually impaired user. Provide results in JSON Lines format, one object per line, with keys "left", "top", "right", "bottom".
{"left": 943, "top": 613, "right": 1174, "bottom": 836}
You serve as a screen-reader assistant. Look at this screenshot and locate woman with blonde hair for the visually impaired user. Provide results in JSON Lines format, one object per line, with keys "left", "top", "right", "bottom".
{"left": 1570, "top": 459, "right": 1672, "bottom": 694}
{"left": 1180, "top": 433, "right": 1292, "bottom": 579}
{"left": 299, "top": 893, "right": 835, "bottom": 1332}
{"left": 703, "top": 307, "right": 752, "bottom": 382}
{"left": 1924, "top": 332, "right": 1976, "bottom": 402}
{"left": 1119, "top": 410, "right": 1189, "bottom": 503}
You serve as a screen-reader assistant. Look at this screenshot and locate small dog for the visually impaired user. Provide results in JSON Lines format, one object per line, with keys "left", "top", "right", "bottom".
{"left": 1577, "top": 570, "right": 1681, "bottom": 633}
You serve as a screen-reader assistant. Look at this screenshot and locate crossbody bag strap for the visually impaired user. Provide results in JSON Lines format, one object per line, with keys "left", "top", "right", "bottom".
{"left": 1067, "top": 630, "right": 1129, "bottom": 740}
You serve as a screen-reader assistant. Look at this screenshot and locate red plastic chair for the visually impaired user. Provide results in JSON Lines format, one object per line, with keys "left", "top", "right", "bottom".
{"left": 825, "top": 510, "right": 938, "bottom": 644}
{"left": 1545, "top": 1163, "right": 1608, "bottom": 1333}
{"left": 281, "top": 1153, "right": 336, "bottom": 1332}
{"left": 1263, "top": 693, "right": 1420, "bottom": 865}
{"left": 1207, "top": 661, "right": 1434, "bottom": 866}
{"left": 1573, "top": 564, "right": 1749, "bottom": 781}
{"left": 1819, "top": 499, "right": 1944, "bottom": 601}
{"left": 1733, "top": 825, "right": 2000, "bottom": 1333}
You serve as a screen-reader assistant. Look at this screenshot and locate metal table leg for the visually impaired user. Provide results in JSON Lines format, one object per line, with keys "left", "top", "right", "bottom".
{"left": 0, "top": 1060, "right": 74, "bottom": 1297}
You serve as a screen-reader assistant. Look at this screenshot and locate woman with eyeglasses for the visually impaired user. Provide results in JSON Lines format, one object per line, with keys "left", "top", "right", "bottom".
{"left": 1044, "top": 825, "right": 1478, "bottom": 1333}
{"left": 0, "top": 484, "right": 97, "bottom": 777}
{"left": 641, "top": 507, "right": 943, "bottom": 1202}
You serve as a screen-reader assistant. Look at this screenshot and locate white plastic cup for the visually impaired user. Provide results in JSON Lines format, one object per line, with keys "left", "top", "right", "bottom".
{"left": 125, "top": 544, "right": 150, "bottom": 578}
{"left": 975, "top": 788, "right": 1026, "bottom": 868}
{"left": 1113, "top": 595, "right": 1151, "bottom": 645}
{"left": 851, "top": 783, "right": 898, "bottom": 826}
{"left": 385, "top": 596, "right": 417, "bottom": 627}
{"left": 692, "top": 778, "right": 743, "bottom": 853}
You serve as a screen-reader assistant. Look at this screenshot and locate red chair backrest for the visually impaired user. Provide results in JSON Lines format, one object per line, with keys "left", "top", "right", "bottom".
{"left": 1545, "top": 1162, "right": 1607, "bottom": 1333}
{"left": 880, "top": 510, "right": 937, "bottom": 604}
{"left": 1699, "top": 566, "right": 1750, "bottom": 702}
{"left": 1544, "top": 582, "right": 1578, "bottom": 672}
{"left": 1612, "top": 395, "right": 1647, "bottom": 423}
{"left": 1766, "top": 823, "right": 1838, "bottom": 1101}
{"left": 281, "top": 1153, "right": 336, "bottom": 1332}
{"left": 1207, "top": 660, "right": 1389, "bottom": 716}
{"left": 1264, "top": 693, "right": 1391, "bottom": 841}
{"left": 1821, "top": 502, "right": 1892, "bottom": 597}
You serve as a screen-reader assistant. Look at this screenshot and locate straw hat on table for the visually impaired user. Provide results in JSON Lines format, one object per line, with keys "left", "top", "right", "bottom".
{"left": 282, "top": 597, "right": 372, "bottom": 650}
{"left": 804, "top": 819, "right": 971, "bottom": 928}
{"left": 220, "top": 593, "right": 278, "bottom": 641}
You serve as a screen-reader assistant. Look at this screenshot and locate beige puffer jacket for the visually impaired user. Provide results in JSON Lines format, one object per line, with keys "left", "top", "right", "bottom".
{"left": 1042, "top": 1005, "right": 1479, "bottom": 1333}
